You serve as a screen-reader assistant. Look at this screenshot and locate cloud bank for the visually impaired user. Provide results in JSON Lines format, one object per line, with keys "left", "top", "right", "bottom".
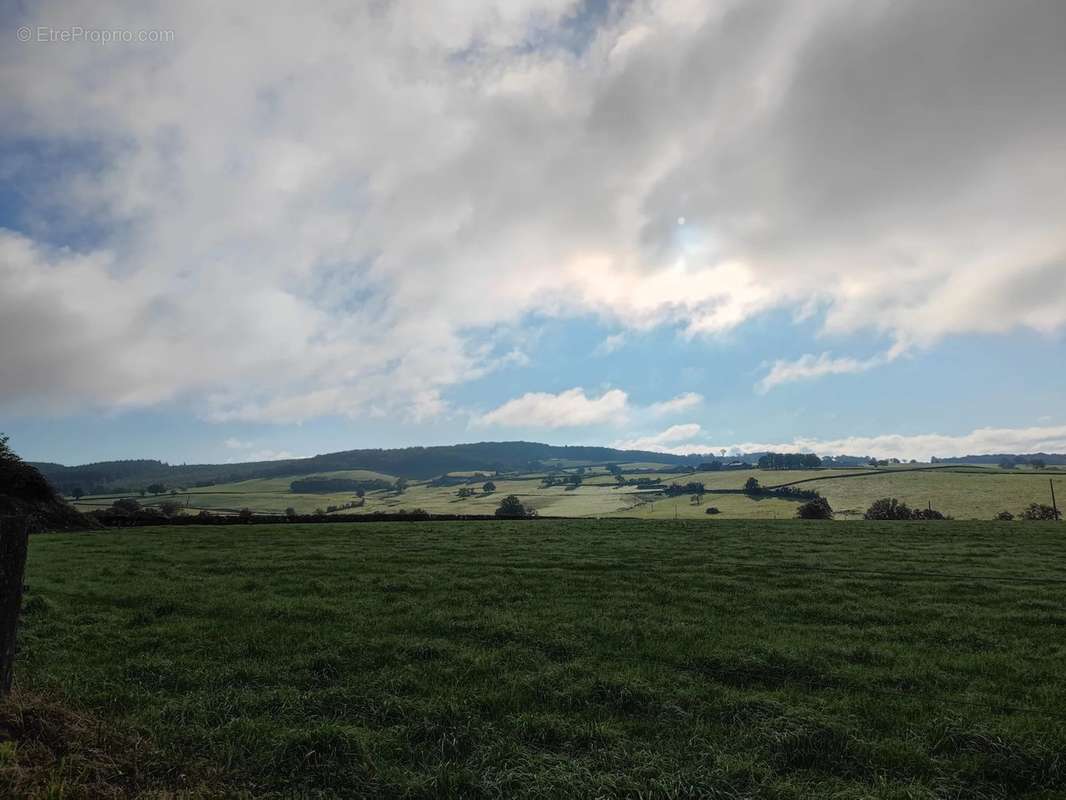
{"left": 2, "top": 1, "right": 1065, "bottom": 421}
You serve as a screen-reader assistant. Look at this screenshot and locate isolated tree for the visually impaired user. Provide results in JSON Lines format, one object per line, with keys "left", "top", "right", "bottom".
{"left": 482, "top": 481, "right": 496, "bottom": 493}
{"left": 495, "top": 494, "right": 527, "bottom": 518}
{"left": 797, "top": 497, "right": 833, "bottom": 520}
{"left": 456, "top": 487, "right": 476, "bottom": 498}
{"left": 71, "top": 487, "right": 85, "bottom": 501}
{"left": 394, "top": 478, "right": 408, "bottom": 494}
{"left": 356, "top": 489, "right": 366, "bottom": 498}
{"left": 743, "top": 477, "right": 761, "bottom": 493}
{"left": 285, "top": 507, "right": 297, "bottom": 519}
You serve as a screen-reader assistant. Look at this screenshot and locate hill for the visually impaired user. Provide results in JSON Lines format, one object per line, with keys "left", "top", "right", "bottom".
{"left": 32, "top": 441, "right": 695, "bottom": 494}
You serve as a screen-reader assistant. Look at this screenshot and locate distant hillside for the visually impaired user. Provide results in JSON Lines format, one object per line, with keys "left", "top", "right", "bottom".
{"left": 32, "top": 441, "right": 697, "bottom": 494}
{"left": 932, "top": 453, "right": 1066, "bottom": 466}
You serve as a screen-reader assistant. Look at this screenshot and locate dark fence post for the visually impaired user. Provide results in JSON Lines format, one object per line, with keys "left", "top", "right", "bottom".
{"left": 0, "top": 516, "right": 30, "bottom": 695}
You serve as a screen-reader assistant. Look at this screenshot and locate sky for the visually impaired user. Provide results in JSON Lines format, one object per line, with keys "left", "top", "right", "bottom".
{"left": 1, "top": 0, "right": 1065, "bottom": 466}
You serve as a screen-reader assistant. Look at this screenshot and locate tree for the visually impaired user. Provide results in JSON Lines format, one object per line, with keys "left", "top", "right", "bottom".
{"left": 864, "top": 498, "right": 919, "bottom": 520}
{"left": 456, "top": 487, "right": 476, "bottom": 498}
{"left": 111, "top": 498, "right": 141, "bottom": 514}
{"left": 1030, "top": 459, "right": 1047, "bottom": 470}
{"left": 797, "top": 497, "right": 833, "bottom": 519}
{"left": 238, "top": 508, "right": 253, "bottom": 522}
{"left": 159, "top": 500, "right": 181, "bottom": 517}
{"left": 495, "top": 494, "right": 528, "bottom": 518}
{"left": 71, "top": 487, "right": 85, "bottom": 501}
{"left": 482, "top": 481, "right": 496, "bottom": 493}
{"left": 285, "top": 507, "right": 297, "bottom": 519}
{"left": 743, "top": 477, "right": 761, "bottom": 493}
{"left": 1020, "top": 503, "right": 1061, "bottom": 521}
{"left": 146, "top": 483, "right": 166, "bottom": 495}
{"left": 394, "top": 478, "right": 408, "bottom": 494}
{"left": 356, "top": 489, "right": 366, "bottom": 498}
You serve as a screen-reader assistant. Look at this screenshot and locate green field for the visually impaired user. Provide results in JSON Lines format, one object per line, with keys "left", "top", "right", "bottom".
{"left": 12, "top": 520, "right": 1066, "bottom": 798}
{"left": 71, "top": 464, "right": 1065, "bottom": 521}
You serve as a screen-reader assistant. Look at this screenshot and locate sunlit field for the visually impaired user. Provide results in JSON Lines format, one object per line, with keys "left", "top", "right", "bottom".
{"left": 70, "top": 464, "right": 1064, "bottom": 521}
{"left": 14, "top": 520, "right": 1066, "bottom": 798}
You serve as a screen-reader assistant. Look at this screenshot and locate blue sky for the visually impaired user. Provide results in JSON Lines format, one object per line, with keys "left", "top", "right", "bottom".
{"left": 2, "top": 1, "right": 1065, "bottom": 465}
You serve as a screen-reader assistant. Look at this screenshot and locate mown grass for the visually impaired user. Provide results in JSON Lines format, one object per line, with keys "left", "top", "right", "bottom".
{"left": 12, "top": 520, "right": 1066, "bottom": 798}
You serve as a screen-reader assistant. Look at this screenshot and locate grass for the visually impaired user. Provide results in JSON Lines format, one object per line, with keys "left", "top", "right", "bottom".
{"left": 70, "top": 464, "right": 1065, "bottom": 521}
{"left": 11, "top": 519, "right": 1066, "bottom": 798}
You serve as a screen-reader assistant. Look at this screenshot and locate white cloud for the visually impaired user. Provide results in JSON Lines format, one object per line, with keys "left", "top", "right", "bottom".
{"left": 647, "top": 391, "right": 703, "bottom": 417}
{"left": 246, "top": 449, "right": 299, "bottom": 462}
{"left": 224, "top": 438, "right": 252, "bottom": 450}
{"left": 714, "top": 424, "right": 1066, "bottom": 461}
{"left": 475, "top": 387, "right": 628, "bottom": 428}
{"left": 594, "top": 333, "right": 626, "bottom": 355}
{"left": 613, "top": 423, "right": 706, "bottom": 454}
{"left": 2, "top": 1, "right": 1065, "bottom": 421}
{"left": 756, "top": 351, "right": 895, "bottom": 393}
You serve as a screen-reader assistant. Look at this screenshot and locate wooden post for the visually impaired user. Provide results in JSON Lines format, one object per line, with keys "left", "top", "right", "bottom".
{"left": 0, "top": 516, "right": 30, "bottom": 695}
{"left": 1052, "top": 480, "right": 1060, "bottom": 521}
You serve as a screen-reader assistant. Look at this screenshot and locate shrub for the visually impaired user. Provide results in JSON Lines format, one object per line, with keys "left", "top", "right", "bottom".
{"left": 865, "top": 498, "right": 948, "bottom": 520}
{"left": 864, "top": 498, "right": 913, "bottom": 520}
{"left": 1020, "top": 503, "right": 1062, "bottom": 521}
{"left": 705, "top": 507, "right": 720, "bottom": 515}
{"left": 796, "top": 497, "right": 833, "bottom": 520}
{"left": 495, "top": 495, "right": 528, "bottom": 518}
{"left": 158, "top": 500, "right": 182, "bottom": 517}
{"left": 744, "top": 477, "right": 761, "bottom": 493}
{"left": 285, "top": 507, "right": 297, "bottom": 519}
{"left": 111, "top": 498, "right": 142, "bottom": 514}
{"left": 995, "top": 510, "right": 1015, "bottom": 521}
{"left": 238, "top": 508, "right": 254, "bottom": 521}
{"left": 482, "top": 481, "right": 496, "bottom": 493}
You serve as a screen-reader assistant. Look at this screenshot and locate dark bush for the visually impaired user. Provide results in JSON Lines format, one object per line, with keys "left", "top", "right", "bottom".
{"left": 796, "top": 497, "right": 833, "bottom": 519}
{"left": 111, "top": 498, "right": 142, "bottom": 514}
{"left": 705, "top": 507, "right": 720, "bottom": 515}
{"left": 864, "top": 498, "right": 913, "bottom": 520}
{"left": 495, "top": 495, "right": 528, "bottom": 518}
{"left": 995, "top": 510, "right": 1015, "bottom": 521}
{"left": 1020, "top": 503, "right": 1062, "bottom": 521}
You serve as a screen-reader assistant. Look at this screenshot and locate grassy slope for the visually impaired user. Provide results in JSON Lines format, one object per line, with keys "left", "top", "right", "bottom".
{"left": 16, "top": 520, "right": 1066, "bottom": 799}
{"left": 69, "top": 465, "right": 1065, "bottom": 520}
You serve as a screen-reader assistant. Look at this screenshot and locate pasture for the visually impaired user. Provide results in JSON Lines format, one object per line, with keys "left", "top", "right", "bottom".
{"left": 70, "top": 463, "right": 1065, "bottom": 521}
{"left": 10, "top": 519, "right": 1066, "bottom": 798}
